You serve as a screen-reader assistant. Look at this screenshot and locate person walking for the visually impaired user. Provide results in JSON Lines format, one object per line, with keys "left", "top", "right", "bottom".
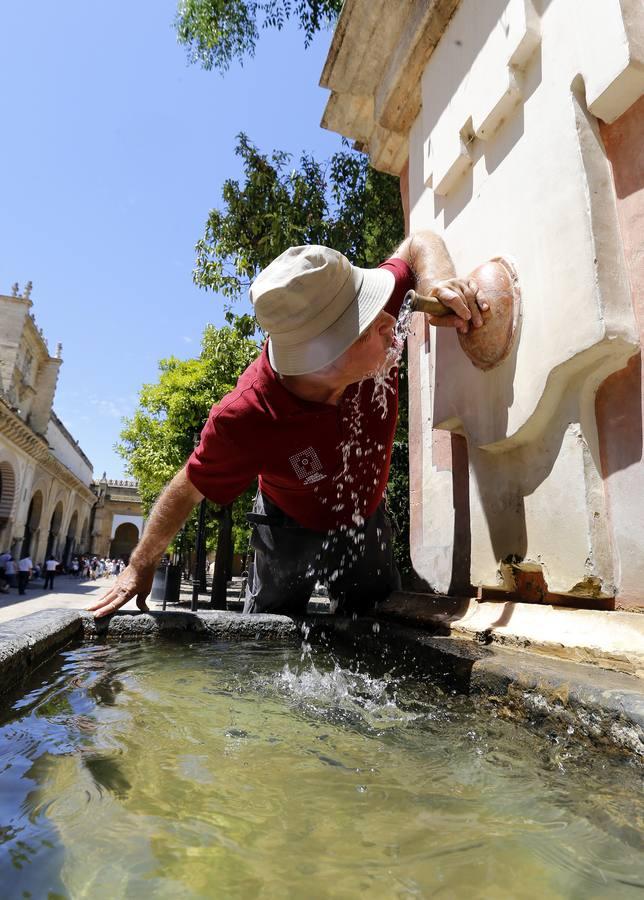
{"left": 90, "top": 232, "right": 488, "bottom": 619}
{"left": 4, "top": 555, "right": 17, "bottom": 589}
{"left": 17, "top": 554, "right": 33, "bottom": 595}
{"left": 0, "top": 551, "right": 11, "bottom": 592}
{"left": 44, "top": 555, "right": 58, "bottom": 590}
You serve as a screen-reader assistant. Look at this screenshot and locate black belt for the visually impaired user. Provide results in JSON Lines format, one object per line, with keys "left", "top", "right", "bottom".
{"left": 246, "top": 512, "right": 303, "bottom": 530}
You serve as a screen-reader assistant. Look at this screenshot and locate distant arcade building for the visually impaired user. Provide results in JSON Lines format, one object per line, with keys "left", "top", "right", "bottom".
{"left": 91, "top": 475, "right": 144, "bottom": 563}
{"left": 0, "top": 284, "right": 144, "bottom": 565}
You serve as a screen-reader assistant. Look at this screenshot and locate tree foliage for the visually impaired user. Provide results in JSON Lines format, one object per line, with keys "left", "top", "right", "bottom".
{"left": 117, "top": 325, "right": 260, "bottom": 552}
{"left": 195, "top": 134, "right": 403, "bottom": 300}
{"left": 175, "top": 0, "right": 343, "bottom": 71}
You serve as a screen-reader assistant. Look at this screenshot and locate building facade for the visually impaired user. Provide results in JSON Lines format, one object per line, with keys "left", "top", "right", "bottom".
{"left": 91, "top": 476, "right": 145, "bottom": 562}
{"left": 321, "top": 0, "right": 643, "bottom": 610}
{"left": 0, "top": 285, "right": 144, "bottom": 565}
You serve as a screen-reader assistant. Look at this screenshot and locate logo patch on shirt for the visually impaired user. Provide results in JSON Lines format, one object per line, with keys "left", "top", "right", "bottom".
{"left": 289, "top": 447, "right": 326, "bottom": 484}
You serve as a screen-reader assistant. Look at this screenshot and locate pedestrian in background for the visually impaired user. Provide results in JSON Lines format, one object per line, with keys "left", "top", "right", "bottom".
{"left": 18, "top": 554, "right": 33, "bottom": 595}
{"left": 4, "top": 555, "right": 17, "bottom": 589}
{"left": 44, "top": 555, "right": 58, "bottom": 590}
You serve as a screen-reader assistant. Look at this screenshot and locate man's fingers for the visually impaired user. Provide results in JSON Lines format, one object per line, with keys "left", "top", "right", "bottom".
{"left": 461, "top": 280, "right": 483, "bottom": 328}
{"left": 86, "top": 588, "right": 122, "bottom": 612}
{"left": 434, "top": 287, "right": 471, "bottom": 321}
{"left": 428, "top": 312, "right": 470, "bottom": 333}
{"left": 425, "top": 277, "right": 489, "bottom": 333}
{"left": 467, "top": 278, "right": 490, "bottom": 315}
{"left": 86, "top": 584, "right": 136, "bottom": 618}
{"left": 136, "top": 593, "right": 150, "bottom": 613}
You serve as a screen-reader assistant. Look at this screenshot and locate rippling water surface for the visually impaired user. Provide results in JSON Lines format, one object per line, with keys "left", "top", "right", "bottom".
{"left": 1, "top": 640, "right": 642, "bottom": 898}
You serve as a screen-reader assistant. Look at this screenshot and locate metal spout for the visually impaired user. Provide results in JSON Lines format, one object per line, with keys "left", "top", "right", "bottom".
{"left": 404, "top": 289, "right": 450, "bottom": 318}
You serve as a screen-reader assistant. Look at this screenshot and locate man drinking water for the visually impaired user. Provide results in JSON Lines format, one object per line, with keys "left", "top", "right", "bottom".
{"left": 89, "top": 231, "right": 487, "bottom": 619}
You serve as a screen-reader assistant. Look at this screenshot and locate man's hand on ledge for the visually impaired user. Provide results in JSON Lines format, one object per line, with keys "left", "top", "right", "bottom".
{"left": 424, "top": 277, "right": 488, "bottom": 333}
{"left": 86, "top": 562, "right": 155, "bottom": 619}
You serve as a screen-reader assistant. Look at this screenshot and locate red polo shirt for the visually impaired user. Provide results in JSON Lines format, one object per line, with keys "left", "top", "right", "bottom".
{"left": 186, "top": 257, "right": 414, "bottom": 531}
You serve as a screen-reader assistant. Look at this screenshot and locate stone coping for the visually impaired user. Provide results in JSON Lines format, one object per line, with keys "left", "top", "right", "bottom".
{"left": 380, "top": 592, "right": 644, "bottom": 678}
{"left": 0, "top": 608, "right": 642, "bottom": 759}
{"left": 0, "top": 609, "right": 296, "bottom": 700}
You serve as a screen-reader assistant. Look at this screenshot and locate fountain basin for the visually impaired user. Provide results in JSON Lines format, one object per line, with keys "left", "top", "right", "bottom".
{"left": 1, "top": 609, "right": 642, "bottom": 897}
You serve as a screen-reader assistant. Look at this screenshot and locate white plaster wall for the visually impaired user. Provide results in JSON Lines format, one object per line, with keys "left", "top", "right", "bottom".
{"left": 408, "top": 0, "right": 643, "bottom": 596}
{"left": 46, "top": 418, "right": 93, "bottom": 486}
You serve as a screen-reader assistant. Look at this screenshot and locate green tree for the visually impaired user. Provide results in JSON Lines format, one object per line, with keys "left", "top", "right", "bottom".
{"left": 175, "top": 0, "right": 343, "bottom": 71}
{"left": 117, "top": 324, "right": 260, "bottom": 554}
{"left": 195, "top": 134, "right": 403, "bottom": 297}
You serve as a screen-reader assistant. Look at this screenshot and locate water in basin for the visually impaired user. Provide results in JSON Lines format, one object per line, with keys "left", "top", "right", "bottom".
{"left": 1, "top": 639, "right": 642, "bottom": 898}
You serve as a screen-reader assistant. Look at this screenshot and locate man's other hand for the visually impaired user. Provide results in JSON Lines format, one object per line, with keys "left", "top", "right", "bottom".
{"left": 87, "top": 563, "right": 155, "bottom": 618}
{"left": 424, "top": 277, "right": 488, "bottom": 333}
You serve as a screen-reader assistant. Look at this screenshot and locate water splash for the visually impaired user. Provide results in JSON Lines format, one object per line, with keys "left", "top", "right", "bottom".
{"left": 310, "top": 296, "right": 416, "bottom": 590}
{"left": 261, "top": 660, "right": 421, "bottom": 730}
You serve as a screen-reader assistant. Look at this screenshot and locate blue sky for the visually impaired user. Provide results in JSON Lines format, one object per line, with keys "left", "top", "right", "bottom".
{"left": 1, "top": 0, "right": 340, "bottom": 477}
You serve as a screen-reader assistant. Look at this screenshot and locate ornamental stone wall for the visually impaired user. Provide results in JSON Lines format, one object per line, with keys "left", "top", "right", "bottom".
{"left": 321, "top": 0, "right": 644, "bottom": 609}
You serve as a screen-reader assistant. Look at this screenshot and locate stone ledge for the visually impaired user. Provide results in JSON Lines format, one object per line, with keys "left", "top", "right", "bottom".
{"left": 379, "top": 592, "right": 644, "bottom": 678}
{"left": 79, "top": 609, "right": 297, "bottom": 641}
{"left": 0, "top": 609, "right": 297, "bottom": 702}
{"left": 0, "top": 609, "right": 84, "bottom": 698}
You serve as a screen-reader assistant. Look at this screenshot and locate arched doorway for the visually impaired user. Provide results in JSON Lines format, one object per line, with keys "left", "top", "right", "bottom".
{"left": 0, "top": 461, "right": 16, "bottom": 546}
{"left": 110, "top": 522, "right": 139, "bottom": 562}
{"left": 63, "top": 510, "right": 79, "bottom": 567}
{"left": 21, "top": 490, "right": 43, "bottom": 558}
{"left": 46, "top": 501, "right": 64, "bottom": 560}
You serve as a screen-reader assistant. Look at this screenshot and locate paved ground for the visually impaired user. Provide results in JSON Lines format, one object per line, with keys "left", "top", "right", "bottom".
{"left": 0, "top": 574, "right": 217, "bottom": 625}
{"left": 0, "top": 572, "right": 328, "bottom": 626}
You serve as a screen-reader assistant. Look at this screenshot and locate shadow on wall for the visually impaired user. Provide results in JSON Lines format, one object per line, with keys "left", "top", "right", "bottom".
{"left": 596, "top": 354, "right": 643, "bottom": 478}
{"left": 464, "top": 354, "right": 643, "bottom": 603}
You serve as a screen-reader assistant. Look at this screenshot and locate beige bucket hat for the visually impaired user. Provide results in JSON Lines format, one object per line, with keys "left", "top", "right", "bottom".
{"left": 249, "top": 245, "right": 396, "bottom": 375}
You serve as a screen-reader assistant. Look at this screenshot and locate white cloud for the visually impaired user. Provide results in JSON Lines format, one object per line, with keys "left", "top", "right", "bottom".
{"left": 87, "top": 395, "right": 135, "bottom": 419}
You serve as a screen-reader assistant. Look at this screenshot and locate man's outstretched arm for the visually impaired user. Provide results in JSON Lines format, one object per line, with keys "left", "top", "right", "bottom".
{"left": 87, "top": 466, "right": 203, "bottom": 618}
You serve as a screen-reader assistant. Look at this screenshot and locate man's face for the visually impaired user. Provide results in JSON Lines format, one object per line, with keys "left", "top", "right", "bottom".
{"left": 331, "top": 310, "right": 397, "bottom": 382}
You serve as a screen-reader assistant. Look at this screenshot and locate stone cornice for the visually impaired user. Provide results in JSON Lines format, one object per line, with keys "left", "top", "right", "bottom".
{"left": 0, "top": 399, "right": 96, "bottom": 506}
{"left": 0, "top": 398, "right": 49, "bottom": 462}
{"left": 320, "top": 0, "right": 460, "bottom": 175}
{"left": 42, "top": 456, "right": 96, "bottom": 506}
{"left": 102, "top": 496, "right": 142, "bottom": 506}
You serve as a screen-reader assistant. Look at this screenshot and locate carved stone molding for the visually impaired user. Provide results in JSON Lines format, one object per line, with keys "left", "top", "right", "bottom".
{"left": 320, "top": 0, "right": 460, "bottom": 176}
{"left": 0, "top": 399, "right": 95, "bottom": 505}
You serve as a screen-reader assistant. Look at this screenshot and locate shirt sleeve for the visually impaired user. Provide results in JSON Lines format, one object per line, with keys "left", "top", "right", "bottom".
{"left": 185, "top": 398, "right": 261, "bottom": 506}
{"left": 379, "top": 257, "right": 415, "bottom": 318}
